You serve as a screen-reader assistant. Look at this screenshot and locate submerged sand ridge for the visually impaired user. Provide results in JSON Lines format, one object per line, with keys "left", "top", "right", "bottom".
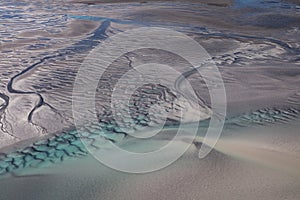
{"left": 0, "top": 120, "right": 300, "bottom": 200}
{"left": 0, "top": 106, "right": 299, "bottom": 175}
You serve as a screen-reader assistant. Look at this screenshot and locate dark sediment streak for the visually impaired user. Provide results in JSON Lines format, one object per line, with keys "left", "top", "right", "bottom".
{"left": 5, "top": 20, "right": 111, "bottom": 125}
{"left": 0, "top": 93, "right": 9, "bottom": 113}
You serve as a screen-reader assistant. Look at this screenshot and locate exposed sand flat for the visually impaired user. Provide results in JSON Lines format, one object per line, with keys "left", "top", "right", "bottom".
{"left": 0, "top": 1, "right": 299, "bottom": 199}
{"left": 0, "top": 0, "right": 299, "bottom": 151}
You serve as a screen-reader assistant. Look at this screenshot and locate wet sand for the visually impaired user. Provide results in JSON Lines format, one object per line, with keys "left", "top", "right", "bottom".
{"left": 0, "top": 0, "right": 300, "bottom": 199}
{"left": 71, "top": 0, "right": 234, "bottom": 7}
{"left": 284, "top": 0, "right": 300, "bottom": 5}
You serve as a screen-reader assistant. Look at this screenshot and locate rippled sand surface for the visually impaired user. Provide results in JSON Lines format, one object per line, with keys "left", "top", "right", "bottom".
{"left": 0, "top": 0, "right": 300, "bottom": 199}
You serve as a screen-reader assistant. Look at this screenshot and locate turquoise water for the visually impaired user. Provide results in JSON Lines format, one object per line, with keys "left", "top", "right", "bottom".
{"left": 1, "top": 106, "right": 299, "bottom": 176}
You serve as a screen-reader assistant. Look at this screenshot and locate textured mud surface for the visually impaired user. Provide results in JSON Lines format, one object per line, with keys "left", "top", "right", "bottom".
{"left": 0, "top": 0, "right": 299, "bottom": 146}
{"left": 0, "top": 1, "right": 300, "bottom": 199}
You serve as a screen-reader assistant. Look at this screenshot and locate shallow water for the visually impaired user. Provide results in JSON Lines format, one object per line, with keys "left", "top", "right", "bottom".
{"left": 0, "top": 0, "right": 300, "bottom": 199}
